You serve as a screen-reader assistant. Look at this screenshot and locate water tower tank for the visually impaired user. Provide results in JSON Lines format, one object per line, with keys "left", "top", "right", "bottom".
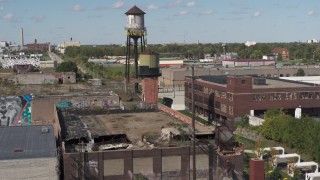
{"left": 125, "top": 5, "right": 145, "bottom": 30}
{"left": 138, "top": 52, "right": 160, "bottom": 77}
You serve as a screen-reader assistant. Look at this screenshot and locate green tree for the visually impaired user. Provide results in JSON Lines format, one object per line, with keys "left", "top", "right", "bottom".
{"left": 56, "top": 61, "right": 78, "bottom": 73}
{"left": 277, "top": 53, "right": 283, "bottom": 61}
{"left": 295, "top": 68, "right": 305, "bottom": 76}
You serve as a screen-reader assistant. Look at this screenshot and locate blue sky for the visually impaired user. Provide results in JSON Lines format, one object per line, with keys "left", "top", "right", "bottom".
{"left": 0, "top": 0, "right": 319, "bottom": 45}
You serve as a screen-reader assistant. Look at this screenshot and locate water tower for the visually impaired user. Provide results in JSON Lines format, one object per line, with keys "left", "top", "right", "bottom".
{"left": 124, "top": 5, "right": 146, "bottom": 93}
{"left": 139, "top": 51, "right": 161, "bottom": 105}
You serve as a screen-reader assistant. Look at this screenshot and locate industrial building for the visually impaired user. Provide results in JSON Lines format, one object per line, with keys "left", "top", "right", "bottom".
{"left": 0, "top": 125, "right": 59, "bottom": 180}
{"left": 222, "top": 59, "right": 275, "bottom": 67}
{"left": 185, "top": 75, "right": 320, "bottom": 130}
{"left": 160, "top": 65, "right": 320, "bottom": 87}
{"left": 15, "top": 72, "right": 76, "bottom": 84}
{"left": 59, "top": 109, "right": 243, "bottom": 179}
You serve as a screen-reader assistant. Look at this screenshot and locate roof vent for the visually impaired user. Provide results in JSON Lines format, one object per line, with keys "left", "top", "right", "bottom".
{"left": 41, "top": 127, "right": 49, "bottom": 133}
{"left": 253, "top": 78, "right": 266, "bottom": 85}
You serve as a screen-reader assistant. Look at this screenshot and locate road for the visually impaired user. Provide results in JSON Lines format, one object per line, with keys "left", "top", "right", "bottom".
{"left": 48, "top": 52, "right": 63, "bottom": 64}
{"left": 48, "top": 52, "right": 87, "bottom": 74}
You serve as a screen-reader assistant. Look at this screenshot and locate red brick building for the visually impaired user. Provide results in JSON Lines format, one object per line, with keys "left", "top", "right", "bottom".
{"left": 185, "top": 75, "right": 320, "bottom": 130}
{"left": 26, "top": 39, "right": 50, "bottom": 52}
{"left": 272, "top": 48, "right": 290, "bottom": 60}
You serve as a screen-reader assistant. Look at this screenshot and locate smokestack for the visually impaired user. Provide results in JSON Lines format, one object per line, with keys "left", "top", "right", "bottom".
{"left": 21, "top": 28, "right": 24, "bottom": 47}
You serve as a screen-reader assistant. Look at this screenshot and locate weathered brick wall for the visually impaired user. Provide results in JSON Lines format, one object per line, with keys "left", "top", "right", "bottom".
{"left": 158, "top": 103, "right": 203, "bottom": 126}
{"left": 63, "top": 146, "right": 244, "bottom": 180}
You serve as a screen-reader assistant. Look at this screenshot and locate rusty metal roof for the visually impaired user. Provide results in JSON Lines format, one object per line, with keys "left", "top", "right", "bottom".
{"left": 125, "top": 5, "right": 145, "bottom": 15}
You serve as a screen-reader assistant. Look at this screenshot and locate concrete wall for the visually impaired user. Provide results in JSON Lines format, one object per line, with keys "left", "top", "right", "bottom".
{"left": 39, "top": 61, "right": 57, "bottom": 68}
{"left": 0, "top": 157, "right": 59, "bottom": 180}
{"left": 15, "top": 72, "right": 76, "bottom": 85}
{"left": 248, "top": 115, "right": 265, "bottom": 126}
{"left": 63, "top": 146, "right": 244, "bottom": 180}
{"left": 55, "top": 95, "right": 120, "bottom": 109}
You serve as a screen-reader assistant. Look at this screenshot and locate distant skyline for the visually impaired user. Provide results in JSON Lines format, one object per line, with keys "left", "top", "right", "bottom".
{"left": 0, "top": 0, "right": 319, "bottom": 45}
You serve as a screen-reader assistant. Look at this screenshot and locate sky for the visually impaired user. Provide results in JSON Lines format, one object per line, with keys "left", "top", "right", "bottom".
{"left": 0, "top": 0, "right": 319, "bottom": 45}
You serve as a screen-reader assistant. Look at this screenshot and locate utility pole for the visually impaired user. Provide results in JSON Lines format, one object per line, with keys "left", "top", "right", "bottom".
{"left": 191, "top": 65, "right": 196, "bottom": 180}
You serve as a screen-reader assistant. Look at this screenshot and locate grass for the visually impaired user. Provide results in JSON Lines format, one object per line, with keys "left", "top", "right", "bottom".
{"left": 105, "top": 65, "right": 134, "bottom": 74}
{"left": 178, "top": 110, "right": 209, "bottom": 125}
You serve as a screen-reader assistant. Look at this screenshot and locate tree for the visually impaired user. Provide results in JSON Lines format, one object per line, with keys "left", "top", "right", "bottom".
{"left": 56, "top": 61, "right": 78, "bottom": 73}
{"left": 295, "top": 68, "right": 305, "bottom": 76}
{"left": 277, "top": 53, "right": 283, "bottom": 61}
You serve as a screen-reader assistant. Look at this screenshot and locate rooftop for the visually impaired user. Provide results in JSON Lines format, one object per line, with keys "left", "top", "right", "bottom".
{"left": 60, "top": 110, "right": 215, "bottom": 152}
{"left": 125, "top": 5, "right": 145, "bottom": 15}
{"left": 0, "top": 125, "right": 56, "bottom": 160}
{"left": 193, "top": 75, "right": 318, "bottom": 88}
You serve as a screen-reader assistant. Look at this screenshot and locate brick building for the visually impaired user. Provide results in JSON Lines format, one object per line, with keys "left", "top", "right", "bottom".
{"left": 185, "top": 75, "right": 320, "bottom": 130}
{"left": 26, "top": 39, "right": 50, "bottom": 52}
{"left": 272, "top": 47, "right": 290, "bottom": 60}
{"left": 59, "top": 110, "right": 244, "bottom": 179}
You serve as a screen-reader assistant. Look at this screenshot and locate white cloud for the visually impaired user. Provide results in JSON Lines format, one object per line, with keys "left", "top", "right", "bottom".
{"left": 166, "top": 0, "right": 182, "bottom": 8}
{"left": 147, "top": 4, "right": 158, "bottom": 10}
{"left": 112, "top": 1, "right": 124, "bottom": 9}
{"left": 308, "top": 10, "right": 317, "bottom": 16}
{"left": 253, "top": 11, "right": 261, "bottom": 17}
{"left": 175, "top": 10, "right": 188, "bottom": 16}
{"left": 72, "top": 4, "right": 84, "bottom": 12}
{"left": 186, "top": 1, "right": 196, "bottom": 7}
{"left": 31, "top": 15, "right": 45, "bottom": 23}
{"left": 2, "top": 13, "right": 13, "bottom": 21}
{"left": 0, "top": 6, "right": 3, "bottom": 10}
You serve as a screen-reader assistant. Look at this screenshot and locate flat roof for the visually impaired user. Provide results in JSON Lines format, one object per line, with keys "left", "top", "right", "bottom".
{"left": 254, "top": 78, "right": 316, "bottom": 88}
{"left": 61, "top": 110, "right": 214, "bottom": 143}
{"left": 193, "top": 75, "right": 317, "bottom": 88}
{"left": 0, "top": 125, "right": 56, "bottom": 160}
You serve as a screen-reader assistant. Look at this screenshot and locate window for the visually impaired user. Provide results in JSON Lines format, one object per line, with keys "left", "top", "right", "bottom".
{"left": 221, "top": 92, "right": 227, "bottom": 99}
{"left": 241, "top": 80, "right": 245, "bottom": 84}
{"left": 215, "top": 90, "right": 221, "bottom": 97}
{"left": 253, "top": 94, "right": 266, "bottom": 101}
{"left": 227, "top": 93, "right": 233, "bottom": 101}
{"left": 229, "top": 106, "right": 233, "bottom": 115}
{"left": 221, "top": 104, "right": 227, "bottom": 113}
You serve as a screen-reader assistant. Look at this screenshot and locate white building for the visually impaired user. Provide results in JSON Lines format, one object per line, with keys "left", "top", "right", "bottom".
{"left": 280, "top": 76, "right": 320, "bottom": 85}
{"left": 245, "top": 41, "right": 256, "bottom": 47}
{"left": 307, "top": 39, "right": 318, "bottom": 44}
{"left": 57, "top": 41, "right": 80, "bottom": 54}
{"left": 222, "top": 59, "right": 275, "bottom": 67}
{"left": 262, "top": 55, "right": 277, "bottom": 60}
{"left": 0, "top": 41, "right": 8, "bottom": 48}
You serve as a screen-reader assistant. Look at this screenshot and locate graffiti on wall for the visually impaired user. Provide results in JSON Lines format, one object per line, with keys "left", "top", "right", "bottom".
{"left": 0, "top": 95, "right": 32, "bottom": 126}
{"left": 56, "top": 98, "right": 119, "bottom": 109}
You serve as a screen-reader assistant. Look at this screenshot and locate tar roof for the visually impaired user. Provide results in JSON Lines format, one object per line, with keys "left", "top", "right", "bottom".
{"left": 0, "top": 125, "right": 56, "bottom": 160}
{"left": 197, "top": 75, "right": 228, "bottom": 85}
{"left": 195, "top": 75, "right": 316, "bottom": 88}
{"left": 125, "top": 5, "right": 145, "bottom": 15}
